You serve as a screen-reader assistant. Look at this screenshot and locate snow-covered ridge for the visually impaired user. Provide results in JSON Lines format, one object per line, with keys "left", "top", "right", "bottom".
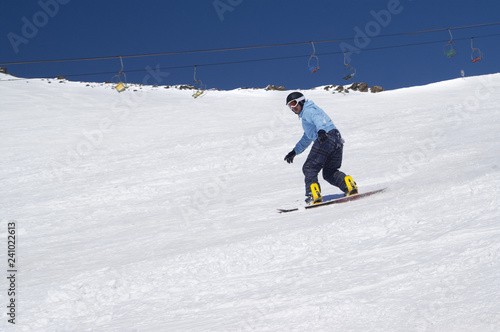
{"left": 1, "top": 71, "right": 499, "bottom": 330}
{"left": 0, "top": 72, "right": 384, "bottom": 93}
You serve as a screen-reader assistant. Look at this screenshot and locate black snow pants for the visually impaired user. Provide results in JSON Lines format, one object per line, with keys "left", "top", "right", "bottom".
{"left": 302, "top": 129, "right": 348, "bottom": 196}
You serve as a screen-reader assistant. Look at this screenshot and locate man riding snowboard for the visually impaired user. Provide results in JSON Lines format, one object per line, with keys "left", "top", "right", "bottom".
{"left": 284, "top": 92, "right": 358, "bottom": 204}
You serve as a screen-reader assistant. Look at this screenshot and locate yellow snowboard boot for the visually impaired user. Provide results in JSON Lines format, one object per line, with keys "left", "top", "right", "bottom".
{"left": 309, "top": 183, "right": 323, "bottom": 204}
{"left": 344, "top": 176, "right": 358, "bottom": 196}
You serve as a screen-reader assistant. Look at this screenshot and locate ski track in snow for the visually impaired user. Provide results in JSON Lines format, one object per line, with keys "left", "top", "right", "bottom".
{"left": 1, "top": 74, "right": 500, "bottom": 331}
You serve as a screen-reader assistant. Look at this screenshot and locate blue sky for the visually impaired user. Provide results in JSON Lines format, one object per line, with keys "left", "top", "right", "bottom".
{"left": 2, "top": 0, "right": 500, "bottom": 91}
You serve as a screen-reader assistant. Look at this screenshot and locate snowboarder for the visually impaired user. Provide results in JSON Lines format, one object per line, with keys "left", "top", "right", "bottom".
{"left": 283, "top": 92, "right": 358, "bottom": 204}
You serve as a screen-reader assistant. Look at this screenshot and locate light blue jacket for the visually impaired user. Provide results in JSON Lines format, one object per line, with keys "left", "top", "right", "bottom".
{"left": 294, "top": 100, "right": 336, "bottom": 154}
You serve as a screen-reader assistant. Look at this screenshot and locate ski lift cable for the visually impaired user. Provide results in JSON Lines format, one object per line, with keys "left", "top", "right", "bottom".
{"left": 1, "top": 22, "right": 500, "bottom": 66}
{"left": 1, "top": 33, "right": 499, "bottom": 82}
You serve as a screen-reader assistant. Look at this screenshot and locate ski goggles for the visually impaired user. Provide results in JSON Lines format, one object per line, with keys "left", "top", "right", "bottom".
{"left": 287, "top": 96, "right": 305, "bottom": 109}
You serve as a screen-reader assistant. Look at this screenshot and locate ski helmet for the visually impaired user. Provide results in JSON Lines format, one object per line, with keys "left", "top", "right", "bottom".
{"left": 286, "top": 92, "right": 305, "bottom": 108}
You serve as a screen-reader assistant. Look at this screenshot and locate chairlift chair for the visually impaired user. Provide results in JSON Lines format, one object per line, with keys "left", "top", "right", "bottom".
{"left": 343, "top": 64, "right": 356, "bottom": 81}
{"left": 470, "top": 38, "right": 483, "bottom": 63}
{"left": 471, "top": 50, "right": 483, "bottom": 63}
{"left": 114, "top": 78, "right": 127, "bottom": 92}
{"left": 112, "top": 56, "right": 127, "bottom": 92}
{"left": 192, "top": 83, "right": 204, "bottom": 98}
{"left": 192, "top": 66, "right": 204, "bottom": 98}
{"left": 444, "top": 41, "right": 457, "bottom": 58}
{"left": 443, "top": 29, "right": 457, "bottom": 58}
{"left": 308, "top": 55, "right": 320, "bottom": 73}
{"left": 342, "top": 52, "right": 355, "bottom": 80}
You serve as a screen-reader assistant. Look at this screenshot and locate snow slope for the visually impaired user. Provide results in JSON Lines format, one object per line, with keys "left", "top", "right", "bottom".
{"left": 1, "top": 73, "right": 500, "bottom": 331}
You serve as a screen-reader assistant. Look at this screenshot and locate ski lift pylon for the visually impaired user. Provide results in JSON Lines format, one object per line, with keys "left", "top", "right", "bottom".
{"left": 470, "top": 38, "right": 483, "bottom": 63}
{"left": 443, "top": 29, "right": 457, "bottom": 58}
{"left": 112, "top": 56, "right": 127, "bottom": 92}
{"left": 308, "top": 41, "right": 320, "bottom": 73}
{"left": 192, "top": 65, "right": 204, "bottom": 98}
{"left": 343, "top": 52, "right": 356, "bottom": 81}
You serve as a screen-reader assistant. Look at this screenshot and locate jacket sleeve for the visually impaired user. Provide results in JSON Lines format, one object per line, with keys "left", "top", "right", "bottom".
{"left": 294, "top": 133, "right": 313, "bottom": 155}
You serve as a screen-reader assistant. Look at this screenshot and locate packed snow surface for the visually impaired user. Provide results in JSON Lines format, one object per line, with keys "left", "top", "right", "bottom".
{"left": 1, "top": 73, "right": 500, "bottom": 331}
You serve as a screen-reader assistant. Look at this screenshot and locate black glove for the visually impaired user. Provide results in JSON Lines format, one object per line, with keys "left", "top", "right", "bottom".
{"left": 318, "top": 130, "right": 328, "bottom": 143}
{"left": 284, "top": 150, "right": 296, "bottom": 164}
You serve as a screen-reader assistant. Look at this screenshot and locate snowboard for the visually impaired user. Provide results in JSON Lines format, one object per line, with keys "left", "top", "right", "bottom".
{"left": 277, "top": 188, "right": 386, "bottom": 213}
